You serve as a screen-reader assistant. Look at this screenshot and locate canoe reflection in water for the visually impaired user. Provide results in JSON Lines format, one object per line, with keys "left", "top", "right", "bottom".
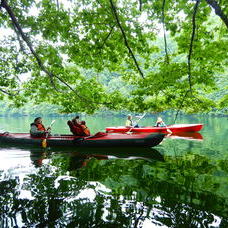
{"left": 30, "top": 150, "right": 48, "bottom": 167}
{"left": 32, "top": 146, "right": 167, "bottom": 169}
{"left": 67, "top": 147, "right": 165, "bottom": 171}
{"left": 166, "top": 132, "right": 203, "bottom": 141}
{"left": 0, "top": 142, "right": 165, "bottom": 169}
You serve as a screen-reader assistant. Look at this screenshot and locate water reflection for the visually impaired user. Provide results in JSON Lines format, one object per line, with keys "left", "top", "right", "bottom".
{"left": 166, "top": 132, "right": 203, "bottom": 141}
{"left": 0, "top": 141, "right": 228, "bottom": 227}
{"left": 30, "top": 150, "right": 49, "bottom": 167}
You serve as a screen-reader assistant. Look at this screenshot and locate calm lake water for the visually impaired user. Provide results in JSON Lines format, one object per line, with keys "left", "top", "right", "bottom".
{"left": 0, "top": 115, "right": 227, "bottom": 227}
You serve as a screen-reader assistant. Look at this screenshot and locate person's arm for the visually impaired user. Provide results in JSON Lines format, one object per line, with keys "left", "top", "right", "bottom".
{"left": 46, "top": 126, "right": 51, "bottom": 131}
{"left": 162, "top": 121, "right": 172, "bottom": 134}
{"left": 162, "top": 121, "right": 167, "bottom": 127}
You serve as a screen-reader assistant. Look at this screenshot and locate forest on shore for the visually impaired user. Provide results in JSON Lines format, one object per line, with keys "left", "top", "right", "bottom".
{"left": 0, "top": 100, "right": 227, "bottom": 117}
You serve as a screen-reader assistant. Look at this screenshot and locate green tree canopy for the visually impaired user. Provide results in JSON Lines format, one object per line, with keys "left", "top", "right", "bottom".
{"left": 0, "top": 0, "right": 227, "bottom": 113}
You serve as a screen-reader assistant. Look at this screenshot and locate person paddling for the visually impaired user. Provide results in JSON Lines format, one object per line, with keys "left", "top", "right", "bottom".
{"left": 155, "top": 117, "right": 166, "bottom": 127}
{"left": 155, "top": 117, "right": 172, "bottom": 134}
{"left": 30, "top": 117, "right": 51, "bottom": 137}
{"left": 125, "top": 114, "right": 133, "bottom": 127}
{"left": 125, "top": 114, "right": 139, "bottom": 128}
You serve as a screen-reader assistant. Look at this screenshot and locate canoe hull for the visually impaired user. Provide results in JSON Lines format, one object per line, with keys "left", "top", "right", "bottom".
{"left": 106, "top": 124, "right": 203, "bottom": 134}
{"left": 0, "top": 132, "right": 165, "bottom": 148}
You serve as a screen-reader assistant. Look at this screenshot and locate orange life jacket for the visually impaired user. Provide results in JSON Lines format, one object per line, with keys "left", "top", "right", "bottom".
{"left": 81, "top": 124, "right": 91, "bottom": 136}
{"left": 36, "top": 123, "right": 46, "bottom": 131}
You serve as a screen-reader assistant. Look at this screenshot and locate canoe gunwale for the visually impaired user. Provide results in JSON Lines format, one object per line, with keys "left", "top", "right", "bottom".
{"left": 106, "top": 124, "right": 203, "bottom": 133}
{"left": 0, "top": 132, "right": 165, "bottom": 148}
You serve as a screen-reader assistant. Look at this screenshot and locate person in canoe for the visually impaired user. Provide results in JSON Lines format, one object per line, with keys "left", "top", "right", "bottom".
{"left": 30, "top": 117, "right": 51, "bottom": 137}
{"left": 125, "top": 114, "right": 139, "bottom": 128}
{"left": 67, "top": 117, "right": 91, "bottom": 136}
{"left": 155, "top": 117, "right": 172, "bottom": 134}
{"left": 155, "top": 117, "right": 166, "bottom": 127}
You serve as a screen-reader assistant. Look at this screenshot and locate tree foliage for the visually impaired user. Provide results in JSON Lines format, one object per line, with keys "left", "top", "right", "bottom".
{"left": 0, "top": 0, "right": 227, "bottom": 113}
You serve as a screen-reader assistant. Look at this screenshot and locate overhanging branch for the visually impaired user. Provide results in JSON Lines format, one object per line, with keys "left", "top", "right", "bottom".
{"left": 174, "top": 90, "right": 190, "bottom": 123}
{"left": 162, "top": 0, "right": 169, "bottom": 64}
{"left": 109, "top": 0, "right": 145, "bottom": 79}
{"left": 0, "top": 87, "right": 17, "bottom": 96}
{"left": 188, "top": 0, "right": 200, "bottom": 94}
{"left": 206, "top": 0, "right": 228, "bottom": 29}
{"left": 1, "top": 0, "right": 58, "bottom": 91}
{"left": 139, "top": 0, "right": 142, "bottom": 11}
{"left": 100, "top": 24, "right": 115, "bottom": 50}
{"left": 0, "top": 0, "right": 104, "bottom": 105}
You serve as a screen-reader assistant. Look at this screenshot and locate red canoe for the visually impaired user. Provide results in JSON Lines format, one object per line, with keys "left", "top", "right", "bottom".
{"left": 0, "top": 132, "right": 165, "bottom": 148}
{"left": 105, "top": 124, "right": 203, "bottom": 134}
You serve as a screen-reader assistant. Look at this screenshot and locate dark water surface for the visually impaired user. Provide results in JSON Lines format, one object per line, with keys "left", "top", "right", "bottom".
{"left": 0, "top": 115, "right": 227, "bottom": 227}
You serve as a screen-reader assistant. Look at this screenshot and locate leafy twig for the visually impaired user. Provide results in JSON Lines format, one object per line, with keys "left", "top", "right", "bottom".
{"left": 100, "top": 24, "right": 115, "bottom": 49}
{"left": 0, "top": 87, "right": 17, "bottom": 96}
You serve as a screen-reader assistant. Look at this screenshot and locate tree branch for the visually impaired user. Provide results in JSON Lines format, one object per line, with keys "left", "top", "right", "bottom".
{"left": 0, "top": 0, "right": 102, "bottom": 105}
{"left": 188, "top": 0, "right": 200, "bottom": 94}
{"left": 109, "top": 0, "right": 145, "bottom": 79}
{"left": 56, "top": 0, "right": 59, "bottom": 10}
{"left": 1, "top": 0, "right": 58, "bottom": 90}
{"left": 11, "top": 22, "right": 26, "bottom": 53}
{"left": 162, "top": 0, "right": 169, "bottom": 64}
{"left": 174, "top": 90, "right": 190, "bottom": 123}
{"left": 139, "top": 0, "right": 142, "bottom": 11}
{"left": 206, "top": 0, "right": 228, "bottom": 29}
{"left": 99, "top": 24, "right": 115, "bottom": 50}
{"left": 0, "top": 87, "right": 17, "bottom": 96}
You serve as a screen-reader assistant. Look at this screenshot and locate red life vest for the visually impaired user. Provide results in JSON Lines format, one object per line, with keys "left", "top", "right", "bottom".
{"left": 67, "top": 120, "right": 84, "bottom": 136}
{"left": 36, "top": 123, "right": 46, "bottom": 131}
{"left": 81, "top": 124, "right": 90, "bottom": 136}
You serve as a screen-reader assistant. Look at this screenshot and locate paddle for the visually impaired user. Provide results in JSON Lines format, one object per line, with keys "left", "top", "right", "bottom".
{"left": 165, "top": 126, "right": 172, "bottom": 134}
{"left": 42, "top": 120, "right": 56, "bottom": 148}
{"left": 49, "top": 120, "right": 56, "bottom": 128}
{"left": 126, "top": 113, "right": 146, "bottom": 134}
{"left": 159, "top": 123, "right": 172, "bottom": 135}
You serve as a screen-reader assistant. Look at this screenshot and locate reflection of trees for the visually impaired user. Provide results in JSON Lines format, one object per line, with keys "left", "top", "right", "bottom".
{"left": 0, "top": 150, "right": 228, "bottom": 227}
{"left": 0, "top": 166, "right": 132, "bottom": 226}
{"left": 0, "top": 177, "right": 20, "bottom": 227}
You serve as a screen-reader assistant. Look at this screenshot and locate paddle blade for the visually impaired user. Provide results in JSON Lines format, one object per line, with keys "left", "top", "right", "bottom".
{"left": 50, "top": 120, "right": 56, "bottom": 127}
{"left": 42, "top": 139, "right": 47, "bottom": 148}
{"left": 167, "top": 129, "right": 172, "bottom": 134}
{"left": 126, "top": 130, "right": 133, "bottom": 135}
